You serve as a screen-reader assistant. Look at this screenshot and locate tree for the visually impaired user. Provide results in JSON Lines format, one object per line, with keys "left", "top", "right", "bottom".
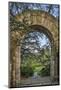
{"left": 9, "top": 2, "right": 59, "bottom": 18}
{"left": 21, "top": 31, "right": 51, "bottom": 77}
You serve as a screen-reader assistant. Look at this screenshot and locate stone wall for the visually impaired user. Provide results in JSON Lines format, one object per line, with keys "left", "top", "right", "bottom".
{"left": 9, "top": 10, "right": 59, "bottom": 87}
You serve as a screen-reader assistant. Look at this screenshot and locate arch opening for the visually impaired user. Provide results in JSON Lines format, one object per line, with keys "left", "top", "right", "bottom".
{"left": 20, "top": 26, "right": 54, "bottom": 85}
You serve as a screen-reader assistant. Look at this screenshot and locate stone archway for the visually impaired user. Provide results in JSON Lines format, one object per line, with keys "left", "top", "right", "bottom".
{"left": 9, "top": 10, "right": 59, "bottom": 87}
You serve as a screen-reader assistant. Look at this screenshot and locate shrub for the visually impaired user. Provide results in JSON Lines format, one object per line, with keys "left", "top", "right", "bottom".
{"left": 38, "top": 65, "right": 50, "bottom": 77}
{"left": 21, "top": 65, "right": 34, "bottom": 78}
